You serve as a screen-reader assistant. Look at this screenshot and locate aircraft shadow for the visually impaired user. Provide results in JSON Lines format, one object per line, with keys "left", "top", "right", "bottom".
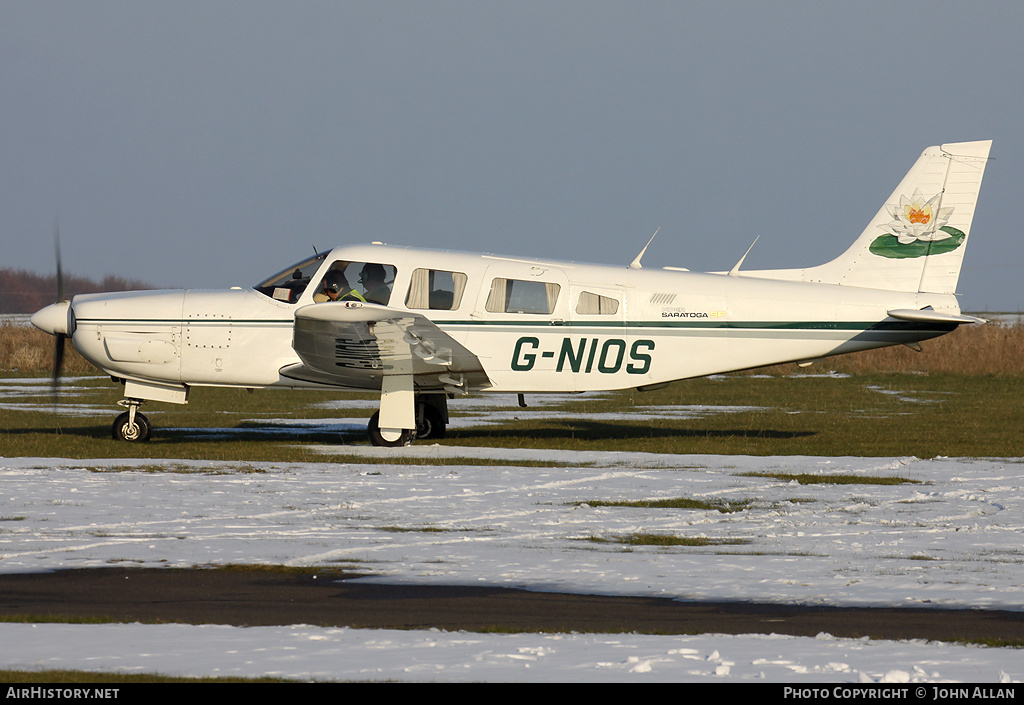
{"left": 450, "top": 420, "right": 816, "bottom": 443}
{"left": 14, "top": 417, "right": 815, "bottom": 446}
{"left": 10, "top": 423, "right": 364, "bottom": 445}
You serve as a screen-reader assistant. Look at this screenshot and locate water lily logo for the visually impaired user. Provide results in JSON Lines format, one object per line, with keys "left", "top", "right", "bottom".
{"left": 869, "top": 189, "right": 965, "bottom": 259}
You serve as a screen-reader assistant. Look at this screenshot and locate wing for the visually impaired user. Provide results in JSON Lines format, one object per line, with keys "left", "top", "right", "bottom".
{"left": 281, "top": 301, "right": 491, "bottom": 394}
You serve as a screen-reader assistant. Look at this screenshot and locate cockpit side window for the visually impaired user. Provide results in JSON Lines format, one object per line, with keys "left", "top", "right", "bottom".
{"left": 355, "top": 262, "right": 396, "bottom": 305}
{"left": 309, "top": 260, "right": 397, "bottom": 305}
{"left": 406, "top": 269, "right": 468, "bottom": 310}
{"left": 313, "top": 263, "right": 363, "bottom": 303}
{"left": 253, "top": 253, "right": 328, "bottom": 304}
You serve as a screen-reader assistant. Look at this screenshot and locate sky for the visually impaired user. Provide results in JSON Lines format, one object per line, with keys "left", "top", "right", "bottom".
{"left": 2, "top": 1, "right": 1022, "bottom": 311}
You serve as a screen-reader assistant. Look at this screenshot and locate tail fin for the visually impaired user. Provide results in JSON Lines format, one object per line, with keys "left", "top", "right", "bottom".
{"left": 747, "top": 140, "right": 992, "bottom": 293}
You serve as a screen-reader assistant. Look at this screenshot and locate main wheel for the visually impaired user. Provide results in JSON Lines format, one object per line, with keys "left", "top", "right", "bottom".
{"left": 112, "top": 411, "right": 152, "bottom": 442}
{"left": 415, "top": 402, "right": 446, "bottom": 440}
{"left": 367, "top": 411, "right": 415, "bottom": 447}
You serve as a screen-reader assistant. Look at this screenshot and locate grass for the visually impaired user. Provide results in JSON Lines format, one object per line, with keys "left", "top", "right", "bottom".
{"left": 579, "top": 497, "right": 751, "bottom": 513}
{"left": 739, "top": 472, "right": 921, "bottom": 485}
{"left": 788, "top": 319, "right": 1024, "bottom": 376}
{"left": 440, "top": 373, "right": 1024, "bottom": 457}
{"left": 0, "top": 669, "right": 303, "bottom": 683}
{"left": 0, "top": 320, "right": 98, "bottom": 376}
{"left": 3, "top": 368, "right": 1024, "bottom": 460}
{"left": 84, "top": 463, "right": 270, "bottom": 475}
{"left": 0, "top": 614, "right": 125, "bottom": 625}
{"left": 586, "top": 533, "right": 749, "bottom": 547}
{"left": 378, "top": 525, "right": 475, "bottom": 533}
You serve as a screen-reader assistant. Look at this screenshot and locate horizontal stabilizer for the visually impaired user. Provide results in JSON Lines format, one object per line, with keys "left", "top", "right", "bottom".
{"left": 886, "top": 308, "right": 986, "bottom": 325}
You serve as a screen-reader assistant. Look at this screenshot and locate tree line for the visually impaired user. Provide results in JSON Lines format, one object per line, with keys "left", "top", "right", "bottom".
{"left": 0, "top": 268, "right": 153, "bottom": 314}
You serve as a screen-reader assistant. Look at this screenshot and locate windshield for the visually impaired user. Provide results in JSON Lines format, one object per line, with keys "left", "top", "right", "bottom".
{"left": 253, "top": 253, "right": 328, "bottom": 304}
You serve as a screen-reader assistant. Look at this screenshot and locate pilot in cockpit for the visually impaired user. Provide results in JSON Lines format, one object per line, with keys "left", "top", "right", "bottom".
{"left": 314, "top": 269, "right": 364, "bottom": 303}
{"left": 358, "top": 263, "right": 392, "bottom": 305}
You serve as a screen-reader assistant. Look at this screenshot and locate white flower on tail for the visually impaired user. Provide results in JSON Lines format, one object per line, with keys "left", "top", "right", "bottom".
{"left": 881, "top": 189, "right": 954, "bottom": 244}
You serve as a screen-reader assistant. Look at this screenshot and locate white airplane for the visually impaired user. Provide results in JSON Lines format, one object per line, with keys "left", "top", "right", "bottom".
{"left": 31, "top": 140, "right": 992, "bottom": 446}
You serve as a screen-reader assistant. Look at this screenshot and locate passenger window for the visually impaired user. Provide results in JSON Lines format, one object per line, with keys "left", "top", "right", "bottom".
{"left": 406, "top": 269, "right": 468, "bottom": 310}
{"left": 485, "top": 278, "right": 560, "bottom": 314}
{"left": 576, "top": 291, "right": 620, "bottom": 315}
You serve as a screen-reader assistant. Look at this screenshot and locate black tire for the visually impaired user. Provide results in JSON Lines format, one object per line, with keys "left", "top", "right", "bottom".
{"left": 367, "top": 411, "right": 415, "bottom": 447}
{"left": 415, "top": 403, "right": 446, "bottom": 440}
{"left": 112, "top": 411, "right": 151, "bottom": 442}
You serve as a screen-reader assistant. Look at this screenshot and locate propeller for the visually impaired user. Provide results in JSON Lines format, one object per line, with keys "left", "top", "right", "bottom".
{"left": 29, "top": 218, "right": 75, "bottom": 413}
{"left": 52, "top": 221, "right": 66, "bottom": 387}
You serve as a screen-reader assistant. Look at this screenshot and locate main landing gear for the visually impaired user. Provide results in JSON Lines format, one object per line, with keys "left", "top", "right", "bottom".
{"left": 112, "top": 399, "right": 151, "bottom": 442}
{"left": 107, "top": 393, "right": 449, "bottom": 447}
{"left": 367, "top": 394, "right": 448, "bottom": 447}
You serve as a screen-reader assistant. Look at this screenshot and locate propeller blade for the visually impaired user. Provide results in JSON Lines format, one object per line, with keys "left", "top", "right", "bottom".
{"left": 54, "top": 218, "right": 64, "bottom": 302}
{"left": 51, "top": 334, "right": 66, "bottom": 390}
{"left": 50, "top": 218, "right": 67, "bottom": 402}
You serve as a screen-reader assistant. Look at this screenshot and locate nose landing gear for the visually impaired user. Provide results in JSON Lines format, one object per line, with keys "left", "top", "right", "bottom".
{"left": 112, "top": 399, "right": 151, "bottom": 442}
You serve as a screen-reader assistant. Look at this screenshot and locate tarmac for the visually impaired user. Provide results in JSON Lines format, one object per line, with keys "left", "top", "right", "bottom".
{"left": 2, "top": 567, "right": 1023, "bottom": 643}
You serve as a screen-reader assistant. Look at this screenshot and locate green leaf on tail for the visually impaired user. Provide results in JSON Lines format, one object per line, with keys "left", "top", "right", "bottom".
{"left": 869, "top": 226, "right": 966, "bottom": 259}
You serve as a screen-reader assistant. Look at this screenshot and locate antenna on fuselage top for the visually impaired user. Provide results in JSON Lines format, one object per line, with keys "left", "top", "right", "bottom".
{"left": 628, "top": 227, "right": 661, "bottom": 270}
{"left": 728, "top": 236, "right": 760, "bottom": 276}
{"left": 312, "top": 244, "right": 319, "bottom": 256}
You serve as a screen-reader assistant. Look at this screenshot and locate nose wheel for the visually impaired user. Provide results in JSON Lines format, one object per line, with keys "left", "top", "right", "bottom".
{"left": 113, "top": 400, "right": 151, "bottom": 442}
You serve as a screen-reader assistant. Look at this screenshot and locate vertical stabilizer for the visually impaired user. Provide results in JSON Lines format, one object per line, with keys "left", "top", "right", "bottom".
{"left": 745, "top": 141, "right": 991, "bottom": 294}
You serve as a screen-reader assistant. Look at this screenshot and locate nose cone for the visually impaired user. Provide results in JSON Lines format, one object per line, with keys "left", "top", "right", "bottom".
{"left": 31, "top": 301, "right": 71, "bottom": 336}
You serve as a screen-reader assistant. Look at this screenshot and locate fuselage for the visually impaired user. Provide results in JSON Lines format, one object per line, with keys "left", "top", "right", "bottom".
{"left": 56, "top": 242, "right": 960, "bottom": 401}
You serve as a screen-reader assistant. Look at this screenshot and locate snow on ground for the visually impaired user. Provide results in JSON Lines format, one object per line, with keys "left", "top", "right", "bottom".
{"left": 2, "top": 622, "right": 1020, "bottom": 683}
{"left": 1, "top": 378, "right": 1022, "bottom": 682}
